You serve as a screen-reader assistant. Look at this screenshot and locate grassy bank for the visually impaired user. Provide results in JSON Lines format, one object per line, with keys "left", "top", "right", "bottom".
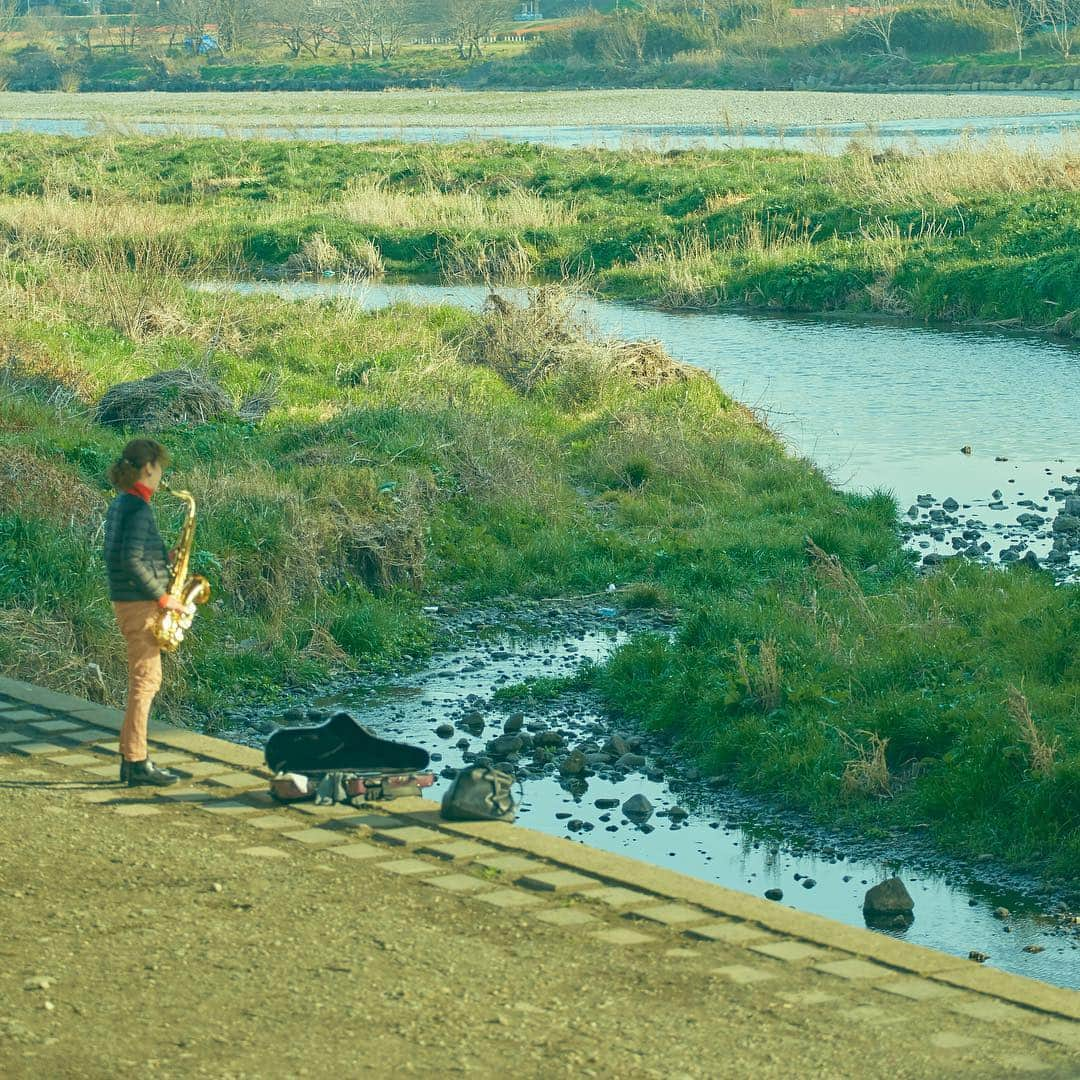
{"left": 0, "top": 135, "right": 1076, "bottom": 882}
{"left": 2, "top": 134, "right": 1080, "bottom": 333}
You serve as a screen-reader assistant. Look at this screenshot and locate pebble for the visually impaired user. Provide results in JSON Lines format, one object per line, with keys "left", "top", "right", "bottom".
{"left": 765, "top": 888, "right": 784, "bottom": 901}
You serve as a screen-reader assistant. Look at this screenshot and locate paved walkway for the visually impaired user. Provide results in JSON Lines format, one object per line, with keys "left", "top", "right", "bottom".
{"left": 1, "top": 675, "right": 1078, "bottom": 1078}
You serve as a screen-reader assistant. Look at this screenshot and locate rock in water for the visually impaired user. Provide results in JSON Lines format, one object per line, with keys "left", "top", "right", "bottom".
{"left": 558, "top": 750, "right": 586, "bottom": 776}
{"left": 765, "top": 888, "right": 784, "bottom": 901}
{"left": 622, "top": 794, "right": 654, "bottom": 821}
{"left": 863, "top": 877, "right": 915, "bottom": 916}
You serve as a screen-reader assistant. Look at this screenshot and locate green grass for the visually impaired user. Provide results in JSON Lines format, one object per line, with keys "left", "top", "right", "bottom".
{"left": 0, "top": 134, "right": 1076, "bottom": 882}
{"left": 2, "top": 134, "right": 1079, "bottom": 332}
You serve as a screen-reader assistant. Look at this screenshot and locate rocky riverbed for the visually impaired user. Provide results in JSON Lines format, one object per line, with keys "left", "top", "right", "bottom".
{"left": 215, "top": 602, "right": 1080, "bottom": 989}
{"left": 903, "top": 467, "right": 1080, "bottom": 579}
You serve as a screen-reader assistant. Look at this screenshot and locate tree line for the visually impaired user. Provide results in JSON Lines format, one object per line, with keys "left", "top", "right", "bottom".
{"left": 0, "top": 0, "right": 519, "bottom": 60}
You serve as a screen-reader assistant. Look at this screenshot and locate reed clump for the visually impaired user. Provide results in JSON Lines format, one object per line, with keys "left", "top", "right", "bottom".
{"left": 456, "top": 288, "right": 697, "bottom": 395}
{"left": 1006, "top": 685, "right": 1059, "bottom": 779}
{"left": 840, "top": 729, "right": 892, "bottom": 798}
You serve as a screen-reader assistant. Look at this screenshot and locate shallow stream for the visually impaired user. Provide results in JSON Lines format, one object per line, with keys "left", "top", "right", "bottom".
{"left": 230, "top": 609, "right": 1080, "bottom": 989}
{"left": 203, "top": 279, "right": 1080, "bottom": 989}
{"left": 204, "top": 280, "right": 1080, "bottom": 575}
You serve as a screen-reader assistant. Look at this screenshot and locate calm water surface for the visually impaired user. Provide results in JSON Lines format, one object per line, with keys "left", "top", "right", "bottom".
{"left": 248, "top": 622, "right": 1080, "bottom": 989}
{"left": 5, "top": 113, "right": 1080, "bottom": 152}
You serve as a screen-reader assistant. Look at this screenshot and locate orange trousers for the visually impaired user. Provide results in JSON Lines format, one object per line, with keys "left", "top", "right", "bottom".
{"left": 113, "top": 600, "right": 162, "bottom": 763}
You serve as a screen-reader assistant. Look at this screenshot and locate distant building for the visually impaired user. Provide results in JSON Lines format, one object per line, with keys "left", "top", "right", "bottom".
{"left": 514, "top": 1, "right": 543, "bottom": 21}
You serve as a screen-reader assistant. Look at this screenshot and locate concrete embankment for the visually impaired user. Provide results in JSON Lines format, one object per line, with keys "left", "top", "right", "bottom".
{"left": 2, "top": 675, "right": 1078, "bottom": 1078}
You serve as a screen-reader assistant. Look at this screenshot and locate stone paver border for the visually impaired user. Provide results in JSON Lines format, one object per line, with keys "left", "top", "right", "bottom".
{"left": 2, "top": 673, "right": 1079, "bottom": 1037}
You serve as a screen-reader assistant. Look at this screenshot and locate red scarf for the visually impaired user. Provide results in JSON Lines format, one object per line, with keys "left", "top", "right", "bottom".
{"left": 127, "top": 482, "right": 154, "bottom": 504}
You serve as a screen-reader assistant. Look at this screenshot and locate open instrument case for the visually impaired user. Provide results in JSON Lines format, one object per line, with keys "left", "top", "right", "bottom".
{"left": 265, "top": 710, "right": 435, "bottom": 804}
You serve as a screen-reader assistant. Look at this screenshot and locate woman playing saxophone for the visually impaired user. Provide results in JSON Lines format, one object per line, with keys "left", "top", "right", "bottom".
{"left": 103, "top": 439, "right": 187, "bottom": 787}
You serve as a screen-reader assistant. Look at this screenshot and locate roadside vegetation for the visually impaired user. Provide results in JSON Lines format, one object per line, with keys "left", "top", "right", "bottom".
{"left": 3, "top": 133, "right": 1080, "bottom": 332}
{"left": 0, "top": 131, "right": 1076, "bottom": 882}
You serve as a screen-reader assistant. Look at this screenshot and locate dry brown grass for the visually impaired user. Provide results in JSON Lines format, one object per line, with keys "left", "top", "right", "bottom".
{"left": 339, "top": 178, "right": 576, "bottom": 231}
{"left": 0, "top": 447, "right": 103, "bottom": 527}
{"left": 457, "top": 289, "right": 698, "bottom": 394}
{"left": 0, "top": 343, "right": 95, "bottom": 412}
{"left": 285, "top": 232, "right": 385, "bottom": 278}
{"left": 437, "top": 234, "right": 534, "bottom": 284}
{"left": 0, "top": 607, "right": 123, "bottom": 704}
{"left": 0, "top": 196, "right": 193, "bottom": 254}
{"left": 805, "top": 536, "right": 874, "bottom": 622}
{"left": 735, "top": 638, "right": 784, "bottom": 712}
{"left": 94, "top": 368, "right": 235, "bottom": 430}
{"left": 839, "top": 728, "right": 892, "bottom": 798}
{"left": 1006, "top": 684, "right": 1059, "bottom": 778}
{"left": 829, "top": 141, "right": 1080, "bottom": 205}
{"left": 301, "top": 623, "right": 352, "bottom": 666}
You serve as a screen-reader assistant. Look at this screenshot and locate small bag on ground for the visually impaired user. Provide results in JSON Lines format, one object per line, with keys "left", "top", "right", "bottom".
{"left": 440, "top": 766, "right": 517, "bottom": 822}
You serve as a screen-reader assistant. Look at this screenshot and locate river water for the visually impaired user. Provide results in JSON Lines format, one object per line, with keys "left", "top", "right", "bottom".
{"left": 203, "top": 280, "right": 1080, "bottom": 573}
{"left": 5, "top": 113, "right": 1080, "bottom": 153}
{"left": 203, "top": 277, "right": 1080, "bottom": 988}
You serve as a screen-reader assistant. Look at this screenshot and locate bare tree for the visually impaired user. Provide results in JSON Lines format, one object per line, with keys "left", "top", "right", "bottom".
{"left": 855, "top": 0, "right": 899, "bottom": 55}
{"left": 1002, "top": 0, "right": 1039, "bottom": 59}
{"left": 599, "top": 14, "right": 646, "bottom": 66}
{"left": 267, "top": 0, "right": 335, "bottom": 57}
{"left": 1038, "top": 0, "right": 1079, "bottom": 56}
{"left": 374, "top": 0, "right": 413, "bottom": 58}
{"left": 333, "top": 0, "right": 415, "bottom": 59}
{"left": 447, "top": 0, "right": 512, "bottom": 60}
{"left": 332, "top": 0, "right": 377, "bottom": 58}
{"left": 162, "top": 0, "right": 216, "bottom": 52}
{"left": 213, "top": 0, "right": 261, "bottom": 52}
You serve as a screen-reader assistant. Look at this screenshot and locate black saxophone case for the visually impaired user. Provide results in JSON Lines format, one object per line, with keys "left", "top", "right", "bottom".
{"left": 265, "top": 710, "right": 430, "bottom": 775}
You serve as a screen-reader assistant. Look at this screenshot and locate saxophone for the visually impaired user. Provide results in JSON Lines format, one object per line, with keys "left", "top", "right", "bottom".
{"left": 152, "top": 482, "right": 211, "bottom": 653}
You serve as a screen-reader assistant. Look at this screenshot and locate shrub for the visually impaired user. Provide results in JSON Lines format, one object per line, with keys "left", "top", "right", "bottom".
{"left": 4, "top": 46, "right": 64, "bottom": 92}
{"left": 889, "top": 5, "right": 1010, "bottom": 57}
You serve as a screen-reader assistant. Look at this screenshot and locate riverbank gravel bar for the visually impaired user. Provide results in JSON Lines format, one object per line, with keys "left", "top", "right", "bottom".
{"left": 4, "top": 88, "right": 1080, "bottom": 133}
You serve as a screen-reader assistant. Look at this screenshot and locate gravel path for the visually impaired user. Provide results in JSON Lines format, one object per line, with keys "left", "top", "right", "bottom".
{"left": 4, "top": 756, "right": 1077, "bottom": 1079}
{"left": 2, "top": 88, "right": 1080, "bottom": 130}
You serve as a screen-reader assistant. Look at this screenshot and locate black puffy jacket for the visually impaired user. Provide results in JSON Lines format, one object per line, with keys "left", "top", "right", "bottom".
{"left": 103, "top": 493, "right": 171, "bottom": 602}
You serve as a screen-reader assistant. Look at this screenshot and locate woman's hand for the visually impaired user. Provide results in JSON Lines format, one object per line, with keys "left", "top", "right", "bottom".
{"left": 161, "top": 596, "right": 188, "bottom": 613}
